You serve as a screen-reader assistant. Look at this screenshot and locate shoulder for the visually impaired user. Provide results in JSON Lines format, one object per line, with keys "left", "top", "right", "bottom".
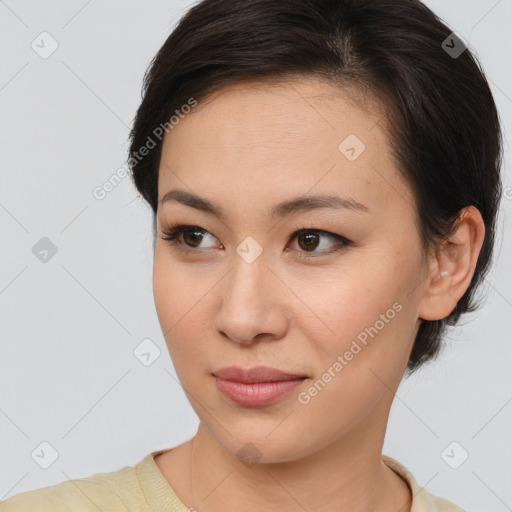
{"left": 0, "top": 460, "right": 142, "bottom": 512}
{"left": 381, "top": 454, "right": 466, "bottom": 512}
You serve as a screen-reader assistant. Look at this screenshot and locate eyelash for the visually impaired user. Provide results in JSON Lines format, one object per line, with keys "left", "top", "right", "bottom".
{"left": 159, "top": 222, "right": 351, "bottom": 259}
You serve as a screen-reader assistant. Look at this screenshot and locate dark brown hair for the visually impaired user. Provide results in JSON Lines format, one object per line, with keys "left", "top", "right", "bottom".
{"left": 128, "top": 0, "right": 503, "bottom": 374}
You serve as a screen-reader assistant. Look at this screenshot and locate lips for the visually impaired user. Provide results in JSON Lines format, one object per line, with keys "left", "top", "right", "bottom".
{"left": 212, "top": 365, "right": 307, "bottom": 384}
{"left": 212, "top": 366, "right": 308, "bottom": 407}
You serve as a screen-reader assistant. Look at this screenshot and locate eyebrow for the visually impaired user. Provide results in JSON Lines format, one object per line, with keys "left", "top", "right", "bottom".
{"left": 160, "top": 189, "right": 370, "bottom": 219}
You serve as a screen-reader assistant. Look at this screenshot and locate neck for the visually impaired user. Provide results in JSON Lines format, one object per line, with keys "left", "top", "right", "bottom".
{"left": 172, "top": 412, "right": 411, "bottom": 512}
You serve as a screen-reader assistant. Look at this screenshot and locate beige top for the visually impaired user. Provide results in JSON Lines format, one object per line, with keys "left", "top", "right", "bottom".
{"left": 0, "top": 449, "right": 465, "bottom": 511}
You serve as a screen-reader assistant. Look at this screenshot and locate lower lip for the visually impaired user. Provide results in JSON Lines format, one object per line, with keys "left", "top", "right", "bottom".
{"left": 214, "top": 377, "right": 306, "bottom": 407}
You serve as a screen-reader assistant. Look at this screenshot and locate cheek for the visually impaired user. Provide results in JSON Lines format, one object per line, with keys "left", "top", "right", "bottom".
{"left": 303, "top": 253, "right": 418, "bottom": 378}
{"left": 153, "top": 247, "right": 207, "bottom": 332}
{"left": 153, "top": 248, "right": 217, "bottom": 372}
{"left": 300, "top": 270, "right": 396, "bottom": 344}
{"left": 296, "top": 286, "right": 412, "bottom": 432}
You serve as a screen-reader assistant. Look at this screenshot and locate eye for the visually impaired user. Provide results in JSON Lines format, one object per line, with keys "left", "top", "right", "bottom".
{"left": 159, "top": 223, "right": 351, "bottom": 258}
{"left": 160, "top": 224, "right": 220, "bottom": 251}
{"left": 286, "top": 226, "right": 350, "bottom": 258}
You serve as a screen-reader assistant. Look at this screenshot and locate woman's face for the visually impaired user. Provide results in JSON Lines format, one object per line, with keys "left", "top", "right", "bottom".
{"left": 153, "top": 78, "right": 431, "bottom": 462}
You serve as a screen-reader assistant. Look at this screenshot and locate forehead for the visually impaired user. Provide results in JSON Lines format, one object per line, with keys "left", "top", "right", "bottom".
{"left": 157, "top": 77, "right": 414, "bottom": 222}
{"left": 164, "top": 77, "right": 383, "bottom": 153}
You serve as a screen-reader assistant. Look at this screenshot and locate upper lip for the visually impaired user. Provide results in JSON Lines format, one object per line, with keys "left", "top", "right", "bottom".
{"left": 213, "top": 365, "right": 307, "bottom": 383}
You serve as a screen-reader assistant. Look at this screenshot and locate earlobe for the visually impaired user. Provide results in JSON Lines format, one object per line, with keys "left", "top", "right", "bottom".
{"left": 418, "top": 206, "right": 486, "bottom": 322}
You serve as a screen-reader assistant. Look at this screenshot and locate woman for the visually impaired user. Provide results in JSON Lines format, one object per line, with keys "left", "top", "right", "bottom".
{"left": 1, "top": 0, "right": 503, "bottom": 510}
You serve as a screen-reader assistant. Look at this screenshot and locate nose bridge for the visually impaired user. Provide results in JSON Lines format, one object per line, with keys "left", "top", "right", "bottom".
{"left": 225, "top": 249, "right": 270, "bottom": 316}
{"left": 215, "top": 246, "right": 286, "bottom": 343}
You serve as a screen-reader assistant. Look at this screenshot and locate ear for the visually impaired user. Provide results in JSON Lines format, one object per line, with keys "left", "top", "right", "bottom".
{"left": 418, "top": 206, "right": 486, "bottom": 321}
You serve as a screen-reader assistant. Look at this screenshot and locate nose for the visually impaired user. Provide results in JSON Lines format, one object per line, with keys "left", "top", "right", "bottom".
{"left": 214, "top": 253, "right": 288, "bottom": 345}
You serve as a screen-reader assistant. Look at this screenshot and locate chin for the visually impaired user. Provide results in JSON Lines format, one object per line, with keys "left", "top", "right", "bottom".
{"left": 213, "top": 431, "right": 314, "bottom": 466}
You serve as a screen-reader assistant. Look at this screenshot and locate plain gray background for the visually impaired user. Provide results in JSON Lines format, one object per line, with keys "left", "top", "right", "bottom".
{"left": 0, "top": 1, "right": 511, "bottom": 510}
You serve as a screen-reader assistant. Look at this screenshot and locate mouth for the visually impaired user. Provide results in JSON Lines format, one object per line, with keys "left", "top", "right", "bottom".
{"left": 212, "top": 365, "right": 308, "bottom": 384}
{"left": 212, "top": 366, "right": 308, "bottom": 407}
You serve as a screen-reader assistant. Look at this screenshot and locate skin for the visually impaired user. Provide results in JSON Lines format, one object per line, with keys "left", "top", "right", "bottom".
{"left": 151, "top": 77, "right": 485, "bottom": 512}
